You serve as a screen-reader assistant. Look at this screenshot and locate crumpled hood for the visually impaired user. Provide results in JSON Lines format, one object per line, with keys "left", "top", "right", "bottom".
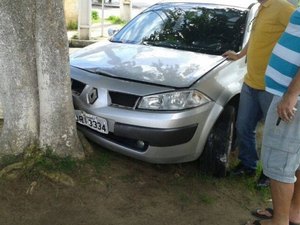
{"left": 70, "top": 42, "right": 225, "bottom": 88}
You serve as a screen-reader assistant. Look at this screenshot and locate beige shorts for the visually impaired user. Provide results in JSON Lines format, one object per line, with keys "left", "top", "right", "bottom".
{"left": 262, "top": 95, "right": 300, "bottom": 183}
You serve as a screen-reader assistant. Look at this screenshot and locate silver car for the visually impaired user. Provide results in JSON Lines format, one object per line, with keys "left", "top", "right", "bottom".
{"left": 70, "top": 0, "right": 259, "bottom": 177}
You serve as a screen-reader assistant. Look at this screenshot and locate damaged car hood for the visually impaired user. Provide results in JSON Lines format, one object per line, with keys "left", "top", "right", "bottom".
{"left": 70, "top": 42, "right": 226, "bottom": 88}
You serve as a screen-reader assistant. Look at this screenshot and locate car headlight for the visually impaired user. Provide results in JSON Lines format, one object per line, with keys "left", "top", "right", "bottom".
{"left": 138, "top": 90, "right": 211, "bottom": 110}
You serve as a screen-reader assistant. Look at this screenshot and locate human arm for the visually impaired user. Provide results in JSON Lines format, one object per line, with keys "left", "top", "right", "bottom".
{"left": 277, "top": 67, "right": 300, "bottom": 122}
{"left": 222, "top": 42, "right": 248, "bottom": 61}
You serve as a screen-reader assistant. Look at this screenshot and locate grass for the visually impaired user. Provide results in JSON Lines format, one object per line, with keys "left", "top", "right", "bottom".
{"left": 0, "top": 154, "right": 23, "bottom": 169}
{"left": 84, "top": 150, "right": 110, "bottom": 173}
{"left": 195, "top": 163, "right": 271, "bottom": 203}
{"left": 92, "top": 15, "right": 126, "bottom": 25}
{"left": 167, "top": 168, "right": 270, "bottom": 209}
{"left": 178, "top": 192, "right": 192, "bottom": 205}
{"left": 92, "top": 18, "right": 102, "bottom": 24}
{"left": 197, "top": 194, "right": 215, "bottom": 204}
{"left": 20, "top": 148, "right": 78, "bottom": 180}
{"left": 92, "top": 10, "right": 101, "bottom": 24}
{"left": 70, "top": 11, "right": 126, "bottom": 26}
{"left": 0, "top": 146, "right": 112, "bottom": 183}
{"left": 0, "top": 138, "right": 271, "bottom": 203}
{"left": 34, "top": 151, "right": 77, "bottom": 173}
{"left": 118, "top": 174, "right": 138, "bottom": 183}
{"left": 67, "top": 21, "right": 78, "bottom": 30}
{"left": 106, "top": 15, "right": 126, "bottom": 25}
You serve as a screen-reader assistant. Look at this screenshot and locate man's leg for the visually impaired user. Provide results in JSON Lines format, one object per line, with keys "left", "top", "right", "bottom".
{"left": 269, "top": 179, "right": 294, "bottom": 225}
{"left": 235, "top": 83, "right": 261, "bottom": 170}
{"left": 258, "top": 96, "right": 300, "bottom": 225}
{"left": 252, "top": 171, "right": 300, "bottom": 220}
{"left": 248, "top": 180, "right": 294, "bottom": 225}
{"left": 289, "top": 171, "right": 300, "bottom": 223}
{"left": 256, "top": 90, "right": 273, "bottom": 187}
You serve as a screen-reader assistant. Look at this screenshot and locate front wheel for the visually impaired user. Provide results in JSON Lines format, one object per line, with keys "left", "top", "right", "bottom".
{"left": 199, "top": 105, "right": 236, "bottom": 177}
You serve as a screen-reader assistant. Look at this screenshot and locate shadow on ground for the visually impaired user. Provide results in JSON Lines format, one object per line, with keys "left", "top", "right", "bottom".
{"left": 0, "top": 134, "right": 271, "bottom": 225}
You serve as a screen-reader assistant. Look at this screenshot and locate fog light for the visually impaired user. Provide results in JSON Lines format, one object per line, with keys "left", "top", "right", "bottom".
{"left": 136, "top": 140, "right": 145, "bottom": 149}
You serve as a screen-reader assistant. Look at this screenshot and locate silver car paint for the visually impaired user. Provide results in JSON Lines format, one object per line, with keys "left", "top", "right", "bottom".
{"left": 71, "top": 57, "right": 244, "bottom": 163}
{"left": 71, "top": 43, "right": 226, "bottom": 88}
{"left": 71, "top": 1, "right": 259, "bottom": 163}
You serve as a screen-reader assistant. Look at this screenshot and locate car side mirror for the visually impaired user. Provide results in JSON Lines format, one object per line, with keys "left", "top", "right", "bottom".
{"left": 108, "top": 28, "right": 119, "bottom": 37}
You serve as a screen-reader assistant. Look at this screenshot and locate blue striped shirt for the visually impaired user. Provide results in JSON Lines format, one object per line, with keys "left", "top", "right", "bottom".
{"left": 265, "top": 8, "right": 300, "bottom": 96}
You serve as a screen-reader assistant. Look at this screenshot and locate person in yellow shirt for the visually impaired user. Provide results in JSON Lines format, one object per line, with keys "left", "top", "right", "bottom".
{"left": 223, "top": 0, "right": 295, "bottom": 187}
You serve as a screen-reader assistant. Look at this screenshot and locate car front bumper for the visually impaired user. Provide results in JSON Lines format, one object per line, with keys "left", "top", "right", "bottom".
{"left": 75, "top": 101, "right": 223, "bottom": 164}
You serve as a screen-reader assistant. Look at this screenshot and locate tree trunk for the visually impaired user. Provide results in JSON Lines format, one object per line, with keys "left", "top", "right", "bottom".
{"left": 0, "top": 0, "right": 84, "bottom": 158}
{"left": 0, "top": 1, "right": 39, "bottom": 155}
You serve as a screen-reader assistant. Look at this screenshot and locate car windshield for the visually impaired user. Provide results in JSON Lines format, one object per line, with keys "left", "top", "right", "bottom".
{"left": 111, "top": 3, "right": 248, "bottom": 55}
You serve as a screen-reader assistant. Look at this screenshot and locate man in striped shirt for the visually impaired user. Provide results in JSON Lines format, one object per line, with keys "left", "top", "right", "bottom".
{"left": 249, "top": 7, "right": 300, "bottom": 225}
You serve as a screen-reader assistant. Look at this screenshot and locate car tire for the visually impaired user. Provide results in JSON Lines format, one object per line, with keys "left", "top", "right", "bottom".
{"left": 199, "top": 105, "right": 236, "bottom": 177}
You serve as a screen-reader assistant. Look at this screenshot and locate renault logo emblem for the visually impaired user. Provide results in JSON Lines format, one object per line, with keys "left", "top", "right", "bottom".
{"left": 88, "top": 88, "right": 98, "bottom": 104}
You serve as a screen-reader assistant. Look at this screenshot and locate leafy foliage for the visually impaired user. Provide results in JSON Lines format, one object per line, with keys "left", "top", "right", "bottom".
{"left": 106, "top": 15, "right": 126, "bottom": 25}
{"left": 92, "top": 10, "right": 101, "bottom": 23}
{"left": 67, "top": 20, "right": 78, "bottom": 30}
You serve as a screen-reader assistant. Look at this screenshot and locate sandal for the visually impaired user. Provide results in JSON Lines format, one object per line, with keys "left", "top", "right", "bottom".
{"left": 290, "top": 222, "right": 300, "bottom": 225}
{"left": 251, "top": 208, "right": 300, "bottom": 225}
{"left": 251, "top": 208, "right": 273, "bottom": 219}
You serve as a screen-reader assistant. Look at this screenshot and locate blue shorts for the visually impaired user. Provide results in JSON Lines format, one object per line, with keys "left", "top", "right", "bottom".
{"left": 262, "top": 95, "right": 300, "bottom": 183}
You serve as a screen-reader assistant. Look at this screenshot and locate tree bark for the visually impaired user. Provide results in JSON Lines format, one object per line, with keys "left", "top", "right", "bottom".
{"left": 0, "top": 0, "right": 84, "bottom": 158}
{"left": 0, "top": 1, "right": 39, "bottom": 155}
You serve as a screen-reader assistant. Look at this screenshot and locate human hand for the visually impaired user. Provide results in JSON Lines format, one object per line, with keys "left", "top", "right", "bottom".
{"left": 222, "top": 50, "right": 240, "bottom": 61}
{"left": 277, "top": 92, "right": 298, "bottom": 123}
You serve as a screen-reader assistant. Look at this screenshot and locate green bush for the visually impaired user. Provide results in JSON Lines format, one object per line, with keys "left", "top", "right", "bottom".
{"left": 106, "top": 15, "right": 126, "bottom": 25}
{"left": 67, "top": 20, "right": 78, "bottom": 30}
{"left": 92, "top": 10, "right": 100, "bottom": 23}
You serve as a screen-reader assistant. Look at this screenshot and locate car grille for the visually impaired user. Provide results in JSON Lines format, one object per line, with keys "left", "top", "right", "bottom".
{"left": 109, "top": 91, "right": 140, "bottom": 108}
{"left": 71, "top": 79, "right": 140, "bottom": 108}
{"left": 71, "top": 79, "right": 86, "bottom": 96}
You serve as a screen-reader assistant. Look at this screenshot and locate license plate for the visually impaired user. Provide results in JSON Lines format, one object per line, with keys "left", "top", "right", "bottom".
{"left": 75, "top": 110, "right": 108, "bottom": 134}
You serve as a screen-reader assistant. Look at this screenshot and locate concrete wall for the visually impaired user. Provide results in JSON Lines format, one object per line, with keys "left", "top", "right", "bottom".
{"left": 64, "top": 0, "right": 79, "bottom": 27}
{"left": 120, "top": 0, "right": 132, "bottom": 22}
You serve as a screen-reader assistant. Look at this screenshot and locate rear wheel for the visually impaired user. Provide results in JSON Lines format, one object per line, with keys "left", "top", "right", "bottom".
{"left": 199, "top": 105, "right": 236, "bottom": 177}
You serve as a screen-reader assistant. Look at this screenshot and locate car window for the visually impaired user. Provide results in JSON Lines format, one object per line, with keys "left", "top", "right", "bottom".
{"left": 111, "top": 11, "right": 165, "bottom": 44}
{"left": 111, "top": 3, "right": 248, "bottom": 55}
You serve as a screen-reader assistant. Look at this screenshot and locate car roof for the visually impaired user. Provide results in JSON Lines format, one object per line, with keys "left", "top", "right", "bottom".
{"left": 158, "top": 0, "right": 258, "bottom": 9}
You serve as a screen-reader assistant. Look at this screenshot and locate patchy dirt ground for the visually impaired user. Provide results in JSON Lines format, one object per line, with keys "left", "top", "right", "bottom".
{"left": 0, "top": 140, "right": 271, "bottom": 225}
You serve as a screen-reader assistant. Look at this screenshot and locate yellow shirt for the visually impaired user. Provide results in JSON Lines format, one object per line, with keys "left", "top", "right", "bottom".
{"left": 244, "top": 0, "right": 295, "bottom": 90}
